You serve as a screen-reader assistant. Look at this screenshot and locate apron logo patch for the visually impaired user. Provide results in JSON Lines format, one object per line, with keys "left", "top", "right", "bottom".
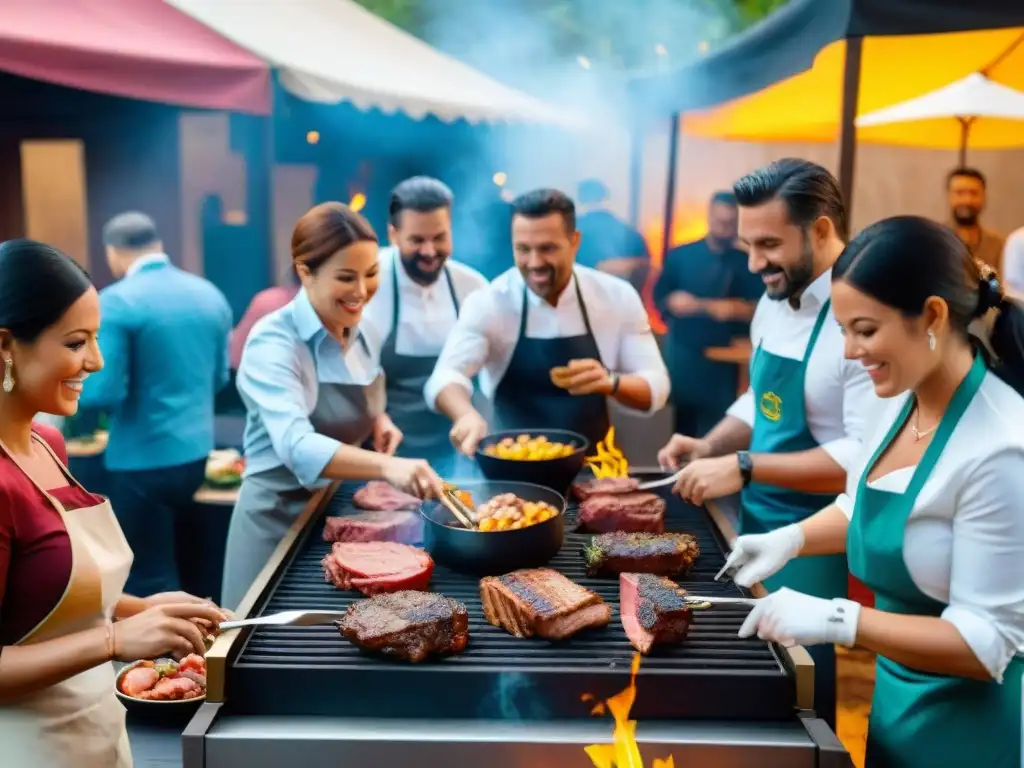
{"left": 759, "top": 391, "right": 782, "bottom": 422}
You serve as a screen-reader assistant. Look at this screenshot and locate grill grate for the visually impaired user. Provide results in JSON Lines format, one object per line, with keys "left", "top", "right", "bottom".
{"left": 228, "top": 479, "right": 796, "bottom": 721}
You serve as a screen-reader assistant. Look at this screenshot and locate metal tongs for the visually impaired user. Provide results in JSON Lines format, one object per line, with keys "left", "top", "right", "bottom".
{"left": 219, "top": 610, "right": 349, "bottom": 631}
{"left": 681, "top": 595, "right": 758, "bottom": 610}
{"left": 637, "top": 469, "right": 683, "bottom": 491}
{"left": 439, "top": 482, "right": 476, "bottom": 529}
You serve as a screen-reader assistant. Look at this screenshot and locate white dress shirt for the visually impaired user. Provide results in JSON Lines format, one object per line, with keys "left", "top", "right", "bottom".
{"left": 424, "top": 265, "right": 670, "bottom": 415}
{"left": 835, "top": 371, "right": 1024, "bottom": 682}
{"left": 726, "top": 269, "right": 879, "bottom": 470}
{"left": 1002, "top": 227, "right": 1024, "bottom": 299}
{"left": 362, "top": 247, "right": 488, "bottom": 356}
{"left": 237, "top": 288, "right": 382, "bottom": 488}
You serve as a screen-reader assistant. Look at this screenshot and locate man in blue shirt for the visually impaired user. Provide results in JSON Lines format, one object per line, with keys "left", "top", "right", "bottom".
{"left": 81, "top": 212, "right": 232, "bottom": 596}
{"left": 575, "top": 179, "right": 651, "bottom": 294}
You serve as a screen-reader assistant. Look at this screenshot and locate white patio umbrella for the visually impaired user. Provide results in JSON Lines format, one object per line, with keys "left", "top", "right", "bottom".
{"left": 856, "top": 72, "right": 1024, "bottom": 164}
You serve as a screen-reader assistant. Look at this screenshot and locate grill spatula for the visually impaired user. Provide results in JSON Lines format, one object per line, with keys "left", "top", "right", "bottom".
{"left": 219, "top": 610, "right": 349, "bottom": 631}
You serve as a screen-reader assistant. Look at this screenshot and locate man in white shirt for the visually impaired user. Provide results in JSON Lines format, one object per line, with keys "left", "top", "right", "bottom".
{"left": 424, "top": 188, "right": 670, "bottom": 457}
{"left": 363, "top": 177, "right": 487, "bottom": 474}
{"left": 657, "top": 159, "right": 877, "bottom": 731}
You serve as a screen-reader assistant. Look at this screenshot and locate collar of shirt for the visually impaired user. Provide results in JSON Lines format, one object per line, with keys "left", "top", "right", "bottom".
{"left": 390, "top": 246, "right": 448, "bottom": 305}
{"left": 790, "top": 268, "right": 832, "bottom": 314}
{"left": 523, "top": 271, "right": 580, "bottom": 312}
{"left": 126, "top": 252, "right": 170, "bottom": 278}
{"left": 289, "top": 288, "right": 375, "bottom": 384}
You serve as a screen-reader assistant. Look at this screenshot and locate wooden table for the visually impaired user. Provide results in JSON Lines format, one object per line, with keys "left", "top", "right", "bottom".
{"left": 704, "top": 340, "right": 753, "bottom": 396}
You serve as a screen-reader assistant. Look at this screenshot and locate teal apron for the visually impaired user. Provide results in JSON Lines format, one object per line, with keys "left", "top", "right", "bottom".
{"left": 848, "top": 354, "right": 1023, "bottom": 768}
{"left": 741, "top": 298, "right": 848, "bottom": 730}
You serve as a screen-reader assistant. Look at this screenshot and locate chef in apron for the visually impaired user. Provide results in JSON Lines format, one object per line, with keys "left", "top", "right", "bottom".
{"left": 363, "top": 178, "right": 488, "bottom": 476}
{"left": 222, "top": 203, "right": 444, "bottom": 610}
{"left": 423, "top": 188, "right": 670, "bottom": 458}
{"left": 729, "top": 217, "right": 1024, "bottom": 767}
{"left": 661, "top": 161, "right": 877, "bottom": 731}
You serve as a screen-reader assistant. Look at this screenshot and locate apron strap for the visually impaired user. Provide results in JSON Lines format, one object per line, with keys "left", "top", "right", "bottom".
{"left": 0, "top": 433, "right": 74, "bottom": 514}
{"left": 804, "top": 298, "right": 832, "bottom": 361}
{"left": 518, "top": 272, "right": 596, "bottom": 342}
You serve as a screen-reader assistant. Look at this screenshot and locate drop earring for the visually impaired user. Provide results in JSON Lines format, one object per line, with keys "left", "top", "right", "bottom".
{"left": 2, "top": 358, "right": 13, "bottom": 393}
{"left": 927, "top": 330, "right": 936, "bottom": 352}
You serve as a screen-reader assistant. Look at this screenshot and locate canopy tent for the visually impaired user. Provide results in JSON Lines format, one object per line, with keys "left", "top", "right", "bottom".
{"left": 165, "top": 0, "right": 583, "bottom": 128}
{"left": 0, "top": 0, "right": 271, "bottom": 114}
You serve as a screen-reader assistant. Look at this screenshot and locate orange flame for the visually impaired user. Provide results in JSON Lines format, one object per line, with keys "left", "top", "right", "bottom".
{"left": 586, "top": 427, "right": 629, "bottom": 479}
{"left": 584, "top": 654, "right": 674, "bottom": 767}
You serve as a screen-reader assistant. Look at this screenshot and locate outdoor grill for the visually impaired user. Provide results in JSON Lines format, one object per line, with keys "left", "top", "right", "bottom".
{"left": 184, "top": 473, "right": 852, "bottom": 768}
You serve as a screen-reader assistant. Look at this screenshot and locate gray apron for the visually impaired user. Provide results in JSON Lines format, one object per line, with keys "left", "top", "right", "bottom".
{"left": 221, "top": 336, "right": 385, "bottom": 609}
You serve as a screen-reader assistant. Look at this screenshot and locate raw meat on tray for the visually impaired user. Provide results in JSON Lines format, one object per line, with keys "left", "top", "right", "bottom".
{"left": 479, "top": 568, "right": 611, "bottom": 640}
{"left": 353, "top": 481, "right": 421, "bottom": 511}
{"left": 582, "top": 531, "right": 700, "bottom": 577}
{"left": 578, "top": 491, "right": 666, "bottom": 533}
{"left": 322, "top": 510, "right": 423, "bottom": 545}
{"left": 337, "top": 590, "right": 469, "bottom": 662}
{"left": 322, "top": 541, "right": 433, "bottom": 595}
{"left": 571, "top": 476, "right": 640, "bottom": 501}
{"left": 620, "top": 573, "right": 693, "bottom": 654}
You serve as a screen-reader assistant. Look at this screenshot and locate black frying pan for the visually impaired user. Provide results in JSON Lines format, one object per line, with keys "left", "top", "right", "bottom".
{"left": 420, "top": 480, "right": 566, "bottom": 575}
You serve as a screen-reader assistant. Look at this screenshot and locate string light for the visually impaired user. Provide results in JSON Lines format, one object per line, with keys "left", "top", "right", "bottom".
{"left": 492, "top": 172, "right": 507, "bottom": 187}
{"left": 577, "top": 55, "right": 592, "bottom": 69}
{"left": 349, "top": 193, "right": 366, "bottom": 212}
{"left": 306, "top": 130, "right": 320, "bottom": 145}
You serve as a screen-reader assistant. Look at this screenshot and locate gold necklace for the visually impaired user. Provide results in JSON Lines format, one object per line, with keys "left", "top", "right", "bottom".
{"left": 911, "top": 412, "right": 938, "bottom": 442}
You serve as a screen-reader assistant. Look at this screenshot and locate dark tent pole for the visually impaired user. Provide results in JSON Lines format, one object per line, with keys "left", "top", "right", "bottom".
{"left": 837, "top": 36, "right": 863, "bottom": 227}
{"left": 661, "top": 112, "right": 681, "bottom": 262}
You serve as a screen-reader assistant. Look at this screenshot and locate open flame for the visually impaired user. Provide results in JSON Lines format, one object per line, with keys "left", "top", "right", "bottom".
{"left": 586, "top": 427, "right": 629, "bottom": 478}
{"left": 583, "top": 654, "right": 674, "bottom": 768}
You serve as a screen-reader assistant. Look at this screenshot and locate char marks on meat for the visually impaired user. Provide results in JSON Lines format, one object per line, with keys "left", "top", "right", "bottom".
{"left": 337, "top": 590, "right": 469, "bottom": 662}
{"left": 322, "top": 541, "right": 433, "bottom": 595}
{"left": 353, "top": 481, "right": 421, "bottom": 512}
{"left": 619, "top": 573, "right": 693, "bottom": 654}
{"left": 583, "top": 531, "right": 700, "bottom": 577}
{"left": 571, "top": 476, "right": 640, "bottom": 501}
{"left": 479, "top": 568, "right": 611, "bottom": 640}
{"left": 578, "top": 492, "right": 666, "bottom": 533}
{"left": 323, "top": 510, "right": 423, "bottom": 545}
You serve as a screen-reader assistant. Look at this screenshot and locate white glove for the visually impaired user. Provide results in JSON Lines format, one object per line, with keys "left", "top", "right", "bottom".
{"left": 716, "top": 524, "right": 804, "bottom": 586}
{"left": 738, "top": 588, "right": 861, "bottom": 648}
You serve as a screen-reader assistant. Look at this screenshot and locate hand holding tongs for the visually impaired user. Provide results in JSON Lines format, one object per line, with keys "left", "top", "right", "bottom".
{"left": 219, "top": 609, "right": 349, "bottom": 631}
{"left": 439, "top": 482, "right": 476, "bottom": 529}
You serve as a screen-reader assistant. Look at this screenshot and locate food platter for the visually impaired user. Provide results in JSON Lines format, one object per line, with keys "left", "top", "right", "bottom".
{"left": 114, "top": 655, "right": 207, "bottom": 711}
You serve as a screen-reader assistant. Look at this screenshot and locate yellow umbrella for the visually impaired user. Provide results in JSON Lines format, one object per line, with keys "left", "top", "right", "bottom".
{"left": 684, "top": 27, "right": 1024, "bottom": 149}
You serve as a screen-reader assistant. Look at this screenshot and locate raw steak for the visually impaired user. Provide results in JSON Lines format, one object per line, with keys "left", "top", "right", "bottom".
{"left": 620, "top": 573, "right": 693, "bottom": 654}
{"left": 571, "top": 476, "right": 640, "bottom": 501}
{"left": 582, "top": 532, "right": 700, "bottom": 577}
{"left": 337, "top": 590, "right": 469, "bottom": 663}
{"left": 323, "top": 511, "right": 423, "bottom": 545}
{"left": 322, "top": 542, "right": 433, "bottom": 595}
{"left": 578, "top": 492, "right": 666, "bottom": 533}
{"left": 479, "top": 568, "right": 611, "bottom": 640}
{"left": 353, "top": 481, "right": 421, "bottom": 512}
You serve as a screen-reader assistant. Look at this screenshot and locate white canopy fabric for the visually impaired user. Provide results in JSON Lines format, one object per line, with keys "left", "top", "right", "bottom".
{"left": 165, "top": 0, "right": 583, "bottom": 128}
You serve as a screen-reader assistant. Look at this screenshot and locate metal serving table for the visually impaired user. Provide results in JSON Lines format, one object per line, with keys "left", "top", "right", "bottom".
{"left": 185, "top": 474, "right": 852, "bottom": 767}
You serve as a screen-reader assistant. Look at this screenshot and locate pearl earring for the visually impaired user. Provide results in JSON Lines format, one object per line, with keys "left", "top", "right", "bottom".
{"left": 927, "top": 330, "right": 936, "bottom": 352}
{"left": 2, "top": 358, "right": 13, "bottom": 393}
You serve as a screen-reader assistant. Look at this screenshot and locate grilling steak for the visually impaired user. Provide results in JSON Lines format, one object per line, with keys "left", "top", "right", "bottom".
{"left": 479, "top": 568, "right": 611, "bottom": 640}
{"left": 322, "top": 541, "right": 433, "bottom": 595}
{"left": 323, "top": 511, "right": 424, "bottom": 545}
{"left": 582, "top": 532, "right": 700, "bottom": 577}
{"left": 578, "top": 492, "right": 666, "bottom": 533}
{"left": 353, "top": 481, "right": 421, "bottom": 511}
{"left": 337, "top": 591, "right": 469, "bottom": 662}
{"left": 571, "top": 476, "right": 640, "bottom": 501}
{"left": 620, "top": 573, "right": 693, "bottom": 654}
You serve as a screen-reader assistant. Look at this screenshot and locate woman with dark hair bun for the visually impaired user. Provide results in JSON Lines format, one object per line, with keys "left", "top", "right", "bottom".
{"left": 222, "top": 203, "right": 446, "bottom": 609}
{"left": 0, "top": 240, "right": 227, "bottom": 766}
{"left": 720, "top": 216, "right": 1024, "bottom": 767}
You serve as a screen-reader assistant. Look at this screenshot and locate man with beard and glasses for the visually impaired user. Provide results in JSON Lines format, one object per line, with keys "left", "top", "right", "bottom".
{"left": 363, "top": 177, "right": 487, "bottom": 474}
{"left": 946, "top": 167, "right": 1005, "bottom": 273}
{"left": 656, "top": 159, "right": 878, "bottom": 732}
{"left": 425, "top": 188, "right": 669, "bottom": 457}
{"left": 654, "top": 191, "right": 763, "bottom": 437}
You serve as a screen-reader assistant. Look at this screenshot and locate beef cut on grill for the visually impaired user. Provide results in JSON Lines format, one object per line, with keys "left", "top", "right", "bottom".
{"left": 571, "top": 476, "right": 640, "bottom": 501}
{"left": 322, "top": 541, "right": 433, "bottom": 595}
{"left": 619, "top": 573, "right": 693, "bottom": 654}
{"left": 578, "top": 492, "right": 666, "bottom": 533}
{"left": 336, "top": 590, "right": 469, "bottom": 662}
{"left": 353, "top": 481, "right": 421, "bottom": 511}
{"left": 582, "top": 532, "right": 700, "bottom": 577}
{"left": 479, "top": 568, "right": 612, "bottom": 640}
{"left": 322, "top": 511, "right": 423, "bottom": 545}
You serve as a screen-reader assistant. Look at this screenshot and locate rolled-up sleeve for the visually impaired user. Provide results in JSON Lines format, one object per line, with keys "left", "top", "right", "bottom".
{"left": 726, "top": 388, "right": 755, "bottom": 427}
{"left": 819, "top": 360, "right": 876, "bottom": 471}
{"left": 237, "top": 329, "right": 340, "bottom": 488}
{"left": 613, "top": 286, "right": 670, "bottom": 414}
{"left": 423, "top": 291, "right": 492, "bottom": 412}
{"left": 941, "top": 447, "right": 1024, "bottom": 682}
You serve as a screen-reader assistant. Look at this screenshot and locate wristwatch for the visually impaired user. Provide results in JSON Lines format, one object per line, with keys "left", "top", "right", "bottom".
{"left": 607, "top": 370, "right": 620, "bottom": 395}
{"left": 736, "top": 451, "right": 754, "bottom": 487}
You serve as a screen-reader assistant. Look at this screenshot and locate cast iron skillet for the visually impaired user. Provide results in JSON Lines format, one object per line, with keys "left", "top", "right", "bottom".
{"left": 475, "top": 429, "right": 589, "bottom": 495}
{"left": 421, "top": 480, "right": 566, "bottom": 575}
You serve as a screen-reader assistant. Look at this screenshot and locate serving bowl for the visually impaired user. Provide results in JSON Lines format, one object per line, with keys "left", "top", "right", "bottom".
{"left": 421, "top": 480, "right": 566, "bottom": 575}
{"left": 475, "top": 429, "right": 588, "bottom": 494}
{"left": 114, "top": 660, "right": 206, "bottom": 713}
